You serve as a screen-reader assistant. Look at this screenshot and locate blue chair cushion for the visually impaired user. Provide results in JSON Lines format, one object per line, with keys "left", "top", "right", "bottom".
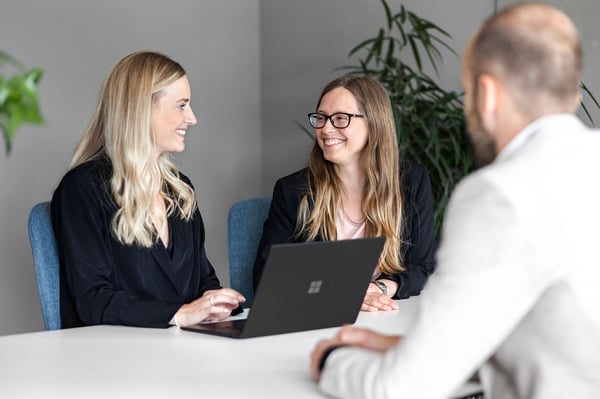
{"left": 227, "top": 196, "right": 271, "bottom": 306}
{"left": 27, "top": 201, "right": 61, "bottom": 330}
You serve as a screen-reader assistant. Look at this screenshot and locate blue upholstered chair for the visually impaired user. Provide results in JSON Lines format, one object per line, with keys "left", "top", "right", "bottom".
{"left": 27, "top": 201, "right": 61, "bottom": 330}
{"left": 227, "top": 196, "right": 271, "bottom": 306}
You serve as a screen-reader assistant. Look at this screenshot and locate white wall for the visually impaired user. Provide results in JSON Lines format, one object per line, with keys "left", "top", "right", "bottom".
{"left": 0, "top": 0, "right": 261, "bottom": 335}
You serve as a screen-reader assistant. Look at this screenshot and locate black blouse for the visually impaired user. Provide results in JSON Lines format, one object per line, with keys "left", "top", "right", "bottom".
{"left": 253, "top": 162, "right": 436, "bottom": 299}
{"left": 51, "top": 156, "right": 221, "bottom": 328}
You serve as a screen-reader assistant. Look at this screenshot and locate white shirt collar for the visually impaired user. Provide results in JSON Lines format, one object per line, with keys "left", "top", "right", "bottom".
{"left": 495, "top": 113, "right": 577, "bottom": 161}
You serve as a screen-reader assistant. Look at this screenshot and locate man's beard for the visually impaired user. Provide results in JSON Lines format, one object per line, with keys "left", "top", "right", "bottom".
{"left": 466, "top": 101, "right": 497, "bottom": 167}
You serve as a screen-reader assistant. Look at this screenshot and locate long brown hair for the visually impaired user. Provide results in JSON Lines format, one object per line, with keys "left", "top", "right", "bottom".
{"left": 297, "top": 76, "right": 405, "bottom": 274}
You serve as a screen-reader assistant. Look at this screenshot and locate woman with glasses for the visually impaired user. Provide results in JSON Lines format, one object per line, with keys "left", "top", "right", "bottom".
{"left": 51, "top": 51, "right": 244, "bottom": 328}
{"left": 253, "top": 76, "right": 436, "bottom": 311}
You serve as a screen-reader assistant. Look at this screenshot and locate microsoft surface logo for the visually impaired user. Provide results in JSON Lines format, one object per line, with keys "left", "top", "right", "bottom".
{"left": 307, "top": 280, "right": 323, "bottom": 294}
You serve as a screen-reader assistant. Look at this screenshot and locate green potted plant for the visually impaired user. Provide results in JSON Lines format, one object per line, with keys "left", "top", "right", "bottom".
{"left": 335, "top": 0, "right": 600, "bottom": 236}
{"left": 0, "top": 50, "right": 44, "bottom": 155}
{"left": 296, "top": 0, "right": 599, "bottom": 236}
{"left": 337, "top": 0, "right": 474, "bottom": 235}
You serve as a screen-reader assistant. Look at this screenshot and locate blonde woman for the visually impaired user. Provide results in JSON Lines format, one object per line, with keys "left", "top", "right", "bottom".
{"left": 253, "top": 76, "right": 436, "bottom": 311}
{"left": 51, "top": 51, "right": 244, "bottom": 328}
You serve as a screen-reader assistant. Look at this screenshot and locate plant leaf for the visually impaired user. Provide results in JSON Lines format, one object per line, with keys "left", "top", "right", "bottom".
{"left": 0, "top": 55, "right": 44, "bottom": 155}
{"left": 581, "top": 81, "right": 600, "bottom": 125}
{"left": 294, "top": 121, "right": 315, "bottom": 140}
{"left": 0, "top": 50, "right": 25, "bottom": 71}
{"left": 381, "top": 0, "right": 393, "bottom": 31}
{"left": 406, "top": 36, "right": 423, "bottom": 72}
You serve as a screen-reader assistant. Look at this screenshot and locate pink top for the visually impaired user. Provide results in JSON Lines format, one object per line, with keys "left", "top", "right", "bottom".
{"left": 336, "top": 206, "right": 365, "bottom": 240}
{"left": 336, "top": 207, "right": 380, "bottom": 279}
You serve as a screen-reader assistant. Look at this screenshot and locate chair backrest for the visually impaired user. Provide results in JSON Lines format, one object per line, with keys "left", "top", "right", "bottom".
{"left": 227, "top": 196, "right": 271, "bottom": 306}
{"left": 27, "top": 201, "right": 61, "bottom": 330}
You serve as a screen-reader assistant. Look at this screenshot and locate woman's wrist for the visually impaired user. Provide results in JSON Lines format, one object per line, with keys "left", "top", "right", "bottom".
{"left": 371, "top": 280, "right": 388, "bottom": 296}
{"left": 373, "top": 279, "right": 399, "bottom": 298}
{"left": 171, "top": 305, "right": 187, "bottom": 327}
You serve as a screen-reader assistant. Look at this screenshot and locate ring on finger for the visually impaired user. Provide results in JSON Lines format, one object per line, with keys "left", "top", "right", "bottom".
{"left": 210, "top": 295, "right": 215, "bottom": 306}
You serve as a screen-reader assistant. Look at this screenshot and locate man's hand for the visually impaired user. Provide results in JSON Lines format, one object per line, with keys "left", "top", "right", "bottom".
{"left": 310, "top": 325, "right": 401, "bottom": 381}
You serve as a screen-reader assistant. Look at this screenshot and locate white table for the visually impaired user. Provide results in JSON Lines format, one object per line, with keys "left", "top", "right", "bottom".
{"left": 0, "top": 298, "right": 481, "bottom": 398}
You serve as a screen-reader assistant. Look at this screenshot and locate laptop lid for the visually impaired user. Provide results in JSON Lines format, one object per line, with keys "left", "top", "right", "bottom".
{"left": 182, "top": 237, "right": 385, "bottom": 338}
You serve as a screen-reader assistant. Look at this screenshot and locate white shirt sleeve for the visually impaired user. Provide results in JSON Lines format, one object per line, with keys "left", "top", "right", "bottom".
{"left": 318, "top": 175, "right": 561, "bottom": 399}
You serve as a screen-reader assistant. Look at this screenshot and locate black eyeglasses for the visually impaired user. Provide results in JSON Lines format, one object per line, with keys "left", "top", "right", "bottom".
{"left": 307, "top": 112, "right": 365, "bottom": 129}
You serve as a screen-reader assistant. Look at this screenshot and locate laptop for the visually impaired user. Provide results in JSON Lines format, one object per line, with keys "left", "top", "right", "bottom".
{"left": 182, "top": 237, "right": 385, "bottom": 338}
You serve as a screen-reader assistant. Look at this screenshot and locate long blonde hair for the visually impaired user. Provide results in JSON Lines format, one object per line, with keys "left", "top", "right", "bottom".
{"left": 70, "top": 51, "right": 196, "bottom": 247}
{"left": 297, "top": 76, "right": 405, "bottom": 274}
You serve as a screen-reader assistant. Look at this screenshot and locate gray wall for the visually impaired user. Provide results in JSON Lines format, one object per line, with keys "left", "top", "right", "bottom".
{"left": 260, "top": 0, "right": 600, "bottom": 194}
{"left": 1, "top": 0, "right": 598, "bottom": 335}
{"left": 0, "top": 0, "right": 261, "bottom": 335}
{"left": 260, "top": 0, "right": 491, "bottom": 192}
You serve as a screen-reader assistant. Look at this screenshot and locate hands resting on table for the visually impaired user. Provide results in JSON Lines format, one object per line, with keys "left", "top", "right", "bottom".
{"left": 362, "top": 280, "right": 400, "bottom": 312}
{"left": 165, "top": 281, "right": 401, "bottom": 382}
{"left": 310, "top": 325, "right": 401, "bottom": 382}
{"left": 309, "top": 279, "right": 402, "bottom": 381}
{"left": 170, "top": 279, "right": 398, "bottom": 328}
{"left": 311, "top": 280, "right": 403, "bottom": 382}
{"left": 170, "top": 288, "right": 245, "bottom": 327}
{"left": 168, "top": 280, "right": 400, "bottom": 375}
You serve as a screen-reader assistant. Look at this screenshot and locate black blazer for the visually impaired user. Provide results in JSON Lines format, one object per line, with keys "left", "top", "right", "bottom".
{"left": 253, "top": 162, "right": 436, "bottom": 299}
{"left": 51, "top": 156, "right": 221, "bottom": 328}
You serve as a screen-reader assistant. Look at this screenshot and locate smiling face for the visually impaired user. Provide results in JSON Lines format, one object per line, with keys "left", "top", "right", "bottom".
{"left": 315, "top": 87, "right": 368, "bottom": 168}
{"left": 151, "top": 75, "right": 197, "bottom": 155}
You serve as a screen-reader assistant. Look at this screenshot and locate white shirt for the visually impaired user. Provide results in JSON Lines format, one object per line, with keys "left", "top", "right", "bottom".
{"left": 319, "top": 114, "right": 600, "bottom": 399}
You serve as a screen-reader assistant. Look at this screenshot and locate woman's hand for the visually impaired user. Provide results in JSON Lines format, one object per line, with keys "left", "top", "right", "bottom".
{"left": 171, "top": 288, "right": 245, "bottom": 327}
{"left": 361, "top": 281, "right": 399, "bottom": 311}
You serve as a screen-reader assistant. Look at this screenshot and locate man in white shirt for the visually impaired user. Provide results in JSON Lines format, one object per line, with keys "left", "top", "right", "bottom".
{"left": 310, "top": 3, "right": 600, "bottom": 399}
